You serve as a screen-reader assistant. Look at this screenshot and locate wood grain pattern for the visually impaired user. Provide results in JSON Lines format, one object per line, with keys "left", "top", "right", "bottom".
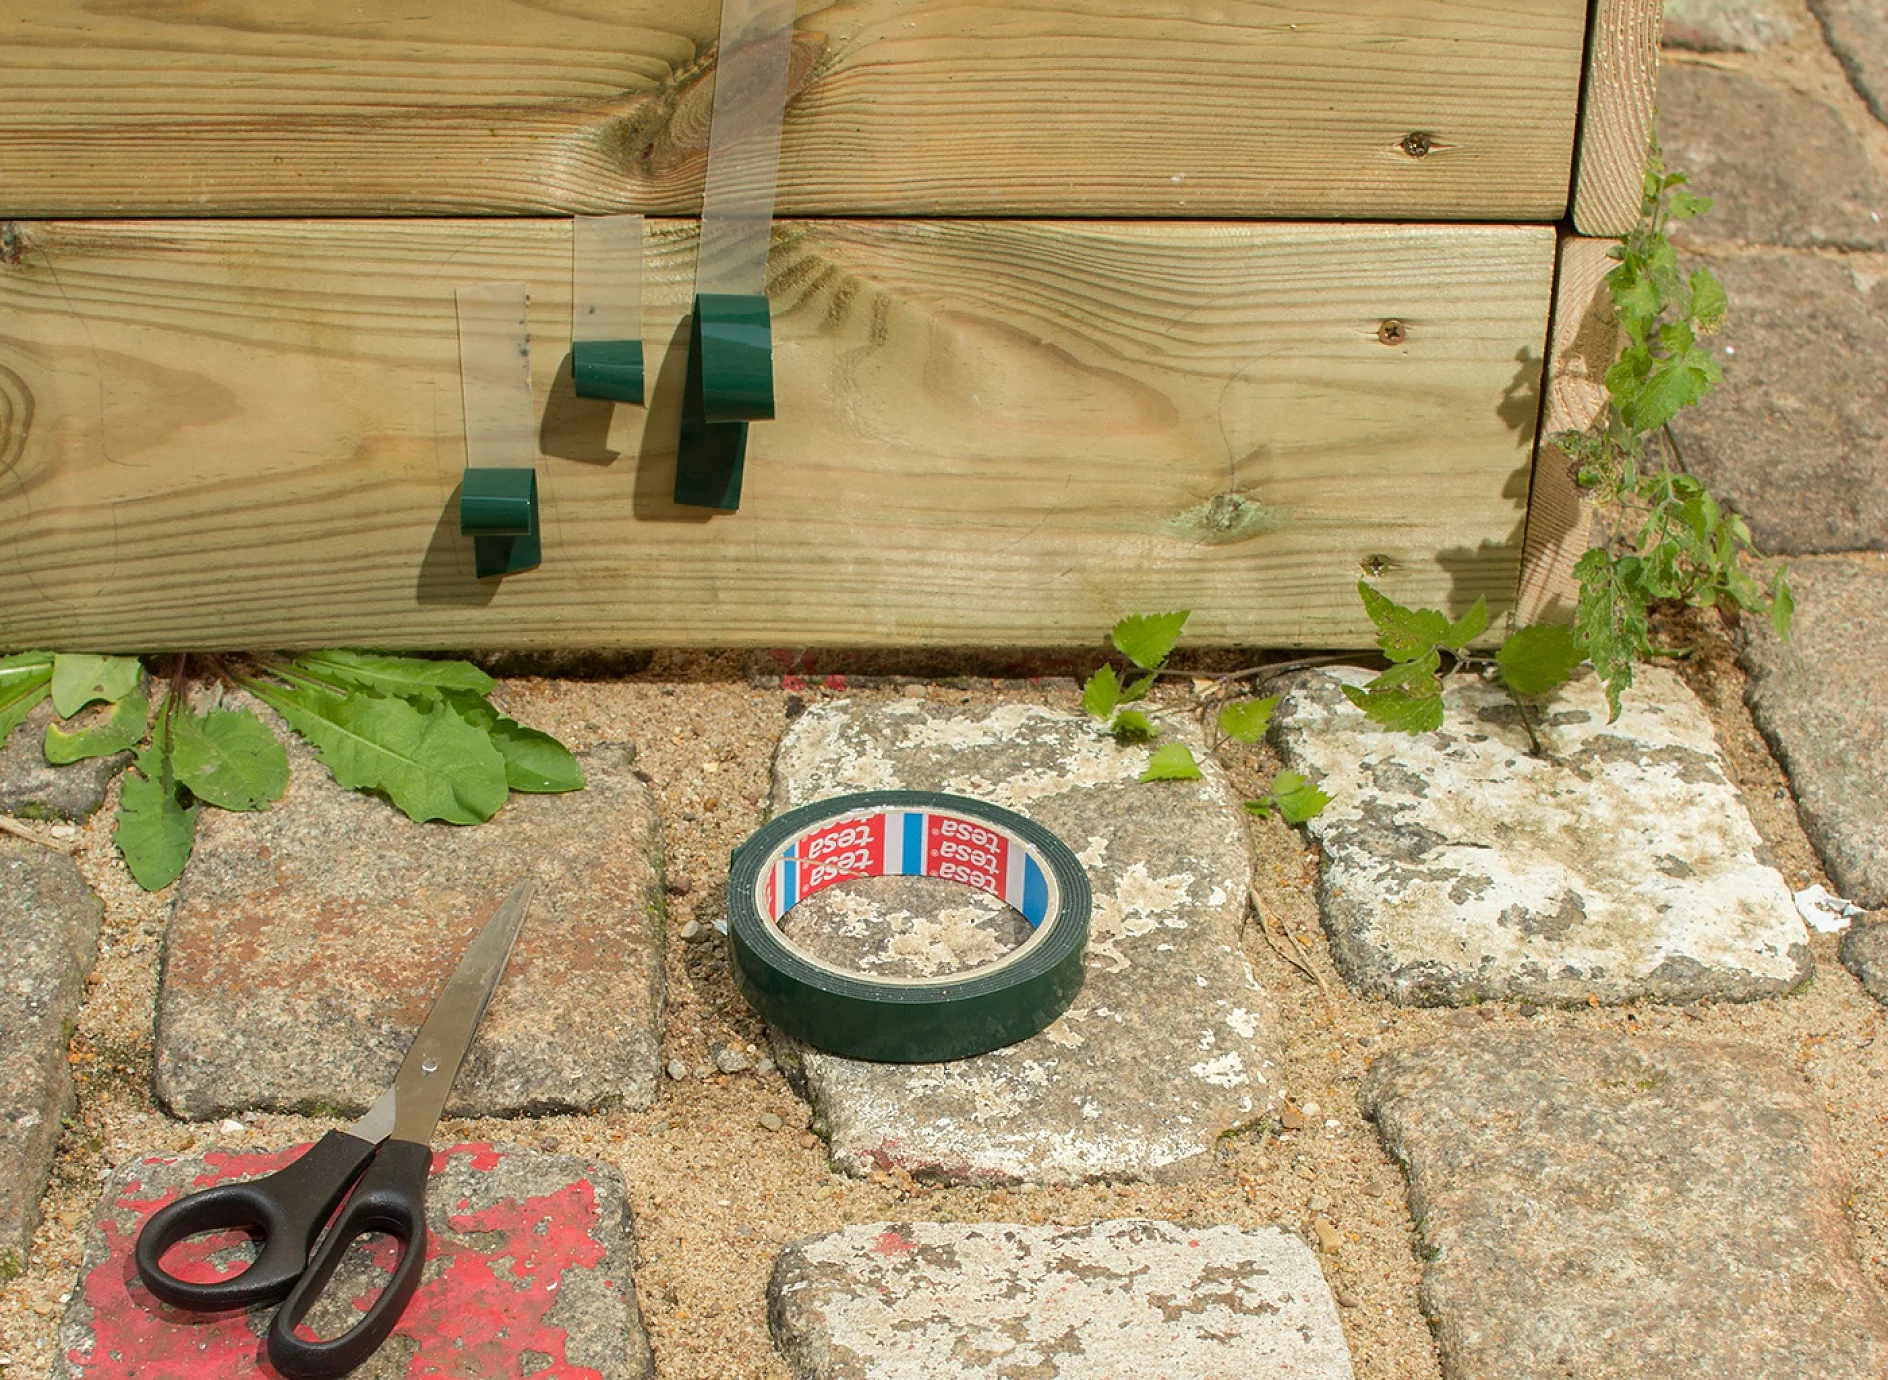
{"left": 1515, "top": 236, "right": 1619, "bottom": 626}
{"left": 1572, "top": 0, "right": 1663, "bottom": 236}
{"left": 0, "top": 218, "right": 1553, "bottom": 650}
{"left": 0, "top": 0, "right": 1588, "bottom": 220}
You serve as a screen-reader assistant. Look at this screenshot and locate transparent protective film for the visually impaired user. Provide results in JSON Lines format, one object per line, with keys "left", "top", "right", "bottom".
{"left": 572, "top": 215, "right": 644, "bottom": 345}
{"left": 695, "top": 0, "right": 794, "bottom": 297}
{"left": 454, "top": 282, "right": 535, "bottom": 468}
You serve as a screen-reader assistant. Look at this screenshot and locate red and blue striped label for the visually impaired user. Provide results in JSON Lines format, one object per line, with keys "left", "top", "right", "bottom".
{"left": 763, "top": 807, "right": 1050, "bottom": 928}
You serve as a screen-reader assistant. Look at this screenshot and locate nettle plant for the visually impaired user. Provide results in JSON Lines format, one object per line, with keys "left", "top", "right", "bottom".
{"left": 1094, "top": 149, "right": 1790, "bottom": 771}
{"left": 0, "top": 649, "right": 583, "bottom": 889}
{"left": 1081, "top": 611, "right": 1332, "bottom": 824}
{"left": 1555, "top": 147, "right": 1791, "bottom": 715}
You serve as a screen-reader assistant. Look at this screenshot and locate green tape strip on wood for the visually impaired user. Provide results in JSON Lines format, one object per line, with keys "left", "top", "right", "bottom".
{"left": 455, "top": 281, "right": 540, "bottom": 577}
{"left": 674, "top": 0, "right": 792, "bottom": 511}
{"left": 571, "top": 214, "right": 645, "bottom": 405}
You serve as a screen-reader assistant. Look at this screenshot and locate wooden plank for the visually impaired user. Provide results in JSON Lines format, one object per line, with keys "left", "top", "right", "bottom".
{"left": 0, "top": 218, "right": 1554, "bottom": 651}
{"left": 1571, "top": 0, "right": 1662, "bottom": 236}
{"left": 0, "top": 0, "right": 1588, "bottom": 220}
{"left": 1515, "top": 236, "right": 1619, "bottom": 626}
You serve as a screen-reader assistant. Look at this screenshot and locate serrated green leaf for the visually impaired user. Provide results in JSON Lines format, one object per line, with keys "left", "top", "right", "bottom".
{"left": 1610, "top": 269, "right": 1662, "bottom": 342}
{"left": 1269, "top": 769, "right": 1332, "bottom": 825}
{"left": 0, "top": 655, "right": 54, "bottom": 746}
{"left": 1495, "top": 623, "right": 1585, "bottom": 698}
{"left": 1445, "top": 597, "right": 1490, "bottom": 649}
{"left": 1621, "top": 346, "right": 1720, "bottom": 433}
{"left": 1243, "top": 799, "right": 1274, "bottom": 820}
{"left": 1341, "top": 682, "right": 1446, "bottom": 734}
{"left": 1771, "top": 568, "right": 1794, "bottom": 639}
{"left": 1606, "top": 342, "right": 1655, "bottom": 402}
{"left": 115, "top": 767, "right": 199, "bottom": 891}
{"left": 1217, "top": 695, "right": 1279, "bottom": 744}
{"left": 443, "top": 694, "right": 584, "bottom": 794}
{"left": 1688, "top": 267, "right": 1727, "bottom": 331}
{"left": 44, "top": 693, "right": 148, "bottom": 765}
{"left": 1140, "top": 742, "right": 1202, "bottom": 782}
{"left": 251, "top": 682, "right": 508, "bottom": 824}
{"left": 293, "top": 648, "right": 495, "bottom": 701}
{"left": 1667, "top": 189, "right": 1712, "bottom": 220}
{"left": 1573, "top": 550, "right": 1649, "bottom": 721}
{"left": 1118, "top": 671, "right": 1157, "bottom": 704}
{"left": 1110, "top": 612, "right": 1189, "bottom": 671}
{"left": 170, "top": 707, "right": 289, "bottom": 811}
{"left": 51, "top": 653, "right": 142, "bottom": 717}
{"left": 1081, "top": 665, "right": 1121, "bottom": 720}
{"left": 1363, "top": 648, "right": 1443, "bottom": 695}
{"left": 1356, "top": 583, "right": 1451, "bottom": 663}
{"left": 1111, "top": 710, "right": 1157, "bottom": 745}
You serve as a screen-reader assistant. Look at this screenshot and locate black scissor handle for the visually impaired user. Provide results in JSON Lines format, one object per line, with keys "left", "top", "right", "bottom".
{"left": 267, "top": 1137, "right": 432, "bottom": 1380}
{"left": 134, "top": 1130, "right": 380, "bottom": 1311}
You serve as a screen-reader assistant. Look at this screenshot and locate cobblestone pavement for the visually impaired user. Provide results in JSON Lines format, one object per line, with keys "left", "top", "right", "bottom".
{"left": 1, "top": 6, "right": 1886, "bottom": 1378}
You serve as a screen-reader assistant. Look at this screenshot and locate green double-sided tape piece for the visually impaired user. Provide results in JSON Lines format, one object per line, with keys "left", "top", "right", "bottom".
{"left": 571, "top": 338, "right": 645, "bottom": 405}
{"left": 459, "top": 468, "right": 540, "bottom": 578}
{"left": 675, "top": 292, "right": 773, "bottom": 511}
{"left": 727, "top": 790, "right": 1091, "bottom": 1063}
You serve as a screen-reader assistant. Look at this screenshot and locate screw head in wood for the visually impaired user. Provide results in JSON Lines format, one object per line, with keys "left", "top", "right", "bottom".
{"left": 1377, "top": 319, "right": 1406, "bottom": 346}
{"left": 1400, "top": 131, "right": 1434, "bottom": 158}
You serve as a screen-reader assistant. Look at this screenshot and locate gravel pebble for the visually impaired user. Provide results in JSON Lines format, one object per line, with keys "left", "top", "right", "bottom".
{"left": 759, "top": 1113, "right": 785, "bottom": 1132}
{"left": 714, "top": 1046, "right": 754, "bottom": 1075}
{"left": 666, "top": 1059, "right": 688, "bottom": 1081}
{"left": 679, "top": 919, "right": 704, "bottom": 942}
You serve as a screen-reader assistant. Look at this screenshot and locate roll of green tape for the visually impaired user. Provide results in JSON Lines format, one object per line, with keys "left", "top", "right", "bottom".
{"left": 726, "top": 791, "right": 1091, "bottom": 1062}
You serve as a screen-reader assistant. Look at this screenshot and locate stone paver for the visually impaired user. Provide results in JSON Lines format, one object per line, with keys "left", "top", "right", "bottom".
{"left": 1272, "top": 666, "right": 1807, "bottom": 1006}
{"left": 769, "top": 701, "right": 1280, "bottom": 1185}
{"left": 0, "top": 839, "right": 102, "bottom": 1274}
{"left": 1813, "top": 0, "right": 1888, "bottom": 125}
{"left": 767, "top": 1219, "right": 1353, "bottom": 1380}
{"left": 1667, "top": 252, "right": 1888, "bottom": 554}
{"left": 0, "top": 699, "right": 133, "bottom": 822}
{"left": 1361, "top": 1030, "right": 1888, "bottom": 1380}
{"left": 1842, "top": 919, "right": 1888, "bottom": 1006}
{"left": 1741, "top": 556, "right": 1888, "bottom": 909}
{"left": 1665, "top": 0, "right": 1796, "bottom": 51}
{"left": 57, "top": 1141, "right": 652, "bottom": 1379}
{"left": 1658, "top": 65, "right": 1888, "bottom": 250}
{"left": 154, "top": 736, "right": 666, "bottom": 1120}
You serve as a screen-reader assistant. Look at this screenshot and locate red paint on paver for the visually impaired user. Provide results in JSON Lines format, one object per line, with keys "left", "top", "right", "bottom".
{"left": 66, "top": 1144, "right": 610, "bottom": 1379}
{"left": 870, "top": 1229, "right": 914, "bottom": 1255}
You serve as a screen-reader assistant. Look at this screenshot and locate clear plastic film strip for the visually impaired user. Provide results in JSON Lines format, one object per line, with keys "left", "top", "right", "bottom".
{"left": 571, "top": 214, "right": 645, "bottom": 404}
{"left": 695, "top": 0, "right": 794, "bottom": 299}
{"left": 674, "top": 0, "right": 792, "bottom": 510}
{"left": 455, "top": 282, "right": 541, "bottom": 577}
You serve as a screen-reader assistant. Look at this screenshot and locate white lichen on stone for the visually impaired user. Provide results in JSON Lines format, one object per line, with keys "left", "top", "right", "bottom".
{"left": 769, "top": 1220, "right": 1355, "bottom": 1379}
{"left": 1275, "top": 667, "right": 1809, "bottom": 1005}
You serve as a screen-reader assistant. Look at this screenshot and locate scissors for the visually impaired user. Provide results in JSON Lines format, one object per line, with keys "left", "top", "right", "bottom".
{"left": 134, "top": 879, "right": 533, "bottom": 1379}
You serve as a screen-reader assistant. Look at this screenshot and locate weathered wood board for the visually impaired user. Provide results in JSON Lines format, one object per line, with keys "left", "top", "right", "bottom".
{"left": 0, "top": 218, "right": 1553, "bottom": 650}
{"left": 1517, "top": 236, "right": 1619, "bottom": 626}
{"left": 0, "top": 0, "right": 1588, "bottom": 220}
{"left": 1573, "top": 0, "right": 1663, "bottom": 237}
